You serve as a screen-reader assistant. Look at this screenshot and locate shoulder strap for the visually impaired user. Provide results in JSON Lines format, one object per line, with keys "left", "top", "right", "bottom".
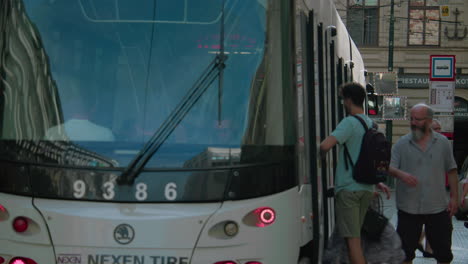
{"left": 344, "top": 115, "right": 368, "bottom": 171}
{"left": 352, "top": 115, "right": 369, "bottom": 131}
{"left": 343, "top": 143, "right": 353, "bottom": 170}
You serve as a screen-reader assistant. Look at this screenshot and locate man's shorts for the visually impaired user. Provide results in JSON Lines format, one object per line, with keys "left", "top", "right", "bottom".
{"left": 397, "top": 210, "right": 453, "bottom": 263}
{"left": 335, "top": 190, "right": 374, "bottom": 238}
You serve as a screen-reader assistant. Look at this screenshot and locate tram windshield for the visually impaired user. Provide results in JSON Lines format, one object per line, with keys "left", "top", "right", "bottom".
{"left": 1, "top": 0, "right": 295, "bottom": 170}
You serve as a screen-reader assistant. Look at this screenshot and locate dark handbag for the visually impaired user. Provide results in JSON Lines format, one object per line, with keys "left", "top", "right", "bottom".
{"left": 361, "top": 207, "right": 388, "bottom": 241}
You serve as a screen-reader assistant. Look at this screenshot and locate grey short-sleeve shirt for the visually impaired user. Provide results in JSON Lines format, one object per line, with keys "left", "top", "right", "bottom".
{"left": 390, "top": 132, "right": 457, "bottom": 214}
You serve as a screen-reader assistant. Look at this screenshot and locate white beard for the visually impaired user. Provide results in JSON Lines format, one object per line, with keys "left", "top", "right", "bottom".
{"left": 411, "top": 129, "right": 425, "bottom": 141}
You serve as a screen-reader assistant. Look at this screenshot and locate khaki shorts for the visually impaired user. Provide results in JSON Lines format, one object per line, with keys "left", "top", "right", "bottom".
{"left": 335, "top": 190, "right": 374, "bottom": 238}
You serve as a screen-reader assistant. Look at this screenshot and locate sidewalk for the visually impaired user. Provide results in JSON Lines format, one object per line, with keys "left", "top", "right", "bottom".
{"left": 381, "top": 191, "right": 468, "bottom": 264}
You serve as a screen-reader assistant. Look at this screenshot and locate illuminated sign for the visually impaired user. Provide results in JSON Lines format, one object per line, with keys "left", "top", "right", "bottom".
{"left": 197, "top": 34, "right": 259, "bottom": 54}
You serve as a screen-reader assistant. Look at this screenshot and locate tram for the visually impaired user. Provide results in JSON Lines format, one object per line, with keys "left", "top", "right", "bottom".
{"left": 0, "top": 0, "right": 367, "bottom": 263}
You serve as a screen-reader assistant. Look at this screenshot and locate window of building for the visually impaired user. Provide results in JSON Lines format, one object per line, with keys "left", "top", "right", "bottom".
{"left": 408, "top": 0, "right": 440, "bottom": 45}
{"left": 347, "top": 0, "right": 379, "bottom": 46}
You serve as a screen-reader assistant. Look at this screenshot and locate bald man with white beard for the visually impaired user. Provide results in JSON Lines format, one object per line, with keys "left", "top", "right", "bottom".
{"left": 388, "top": 103, "right": 459, "bottom": 264}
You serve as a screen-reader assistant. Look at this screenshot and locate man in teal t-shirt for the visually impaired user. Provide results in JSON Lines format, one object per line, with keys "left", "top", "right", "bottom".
{"left": 320, "top": 82, "right": 385, "bottom": 264}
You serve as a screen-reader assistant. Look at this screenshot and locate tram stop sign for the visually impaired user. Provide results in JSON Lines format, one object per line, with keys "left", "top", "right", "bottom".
{"left": 430, "top": 55, "right": 456, "bottom": 82}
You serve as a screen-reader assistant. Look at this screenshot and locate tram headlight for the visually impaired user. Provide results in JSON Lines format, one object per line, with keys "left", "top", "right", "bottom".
{"left": 223, "top": 221, "right": 239, "bottom": 237}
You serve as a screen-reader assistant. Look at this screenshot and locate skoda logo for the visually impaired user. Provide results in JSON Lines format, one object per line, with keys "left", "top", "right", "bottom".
{"left": 113, "top": 224, "right": 135, "bottom": 245}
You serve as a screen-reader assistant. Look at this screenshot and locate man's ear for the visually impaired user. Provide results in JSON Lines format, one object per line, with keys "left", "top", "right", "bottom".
{"left": 342, "top": 97, "right": 350, "bottom": 106}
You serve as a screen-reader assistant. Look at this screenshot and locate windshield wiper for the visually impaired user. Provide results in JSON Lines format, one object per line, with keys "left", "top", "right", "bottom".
{"left": 118, "top": 54, "right": 226, "bottom": 185}
{"left": 217, "top": 0, "right": 226, "bottom": 126}
{"left": 118, "top": 0, "right": 228, "bottom": 185}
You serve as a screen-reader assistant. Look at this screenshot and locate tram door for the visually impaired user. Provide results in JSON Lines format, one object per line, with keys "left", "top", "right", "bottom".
{"left": 316, "top": 21, "right": 350, "bottom": 244}
{"left": 304, "top": 9, "right": 354, "bottom": 264}
{"left": 317, "top": 21, "right": 337, "bottom": 243}
{"left": 303, "top": 11, "right": 324, "bottom": 264}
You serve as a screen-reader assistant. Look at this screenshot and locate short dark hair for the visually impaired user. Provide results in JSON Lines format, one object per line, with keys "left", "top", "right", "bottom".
{"left": 341, "top": 82, "right": 366, "bottom": 107}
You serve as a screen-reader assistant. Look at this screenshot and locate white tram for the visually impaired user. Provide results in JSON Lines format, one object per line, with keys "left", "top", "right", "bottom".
{"left": 0, "top": 0, "right": 367, "bottom": 263}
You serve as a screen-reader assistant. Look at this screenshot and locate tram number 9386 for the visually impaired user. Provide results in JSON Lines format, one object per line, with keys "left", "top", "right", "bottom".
{"left": 72, "top": 180, "right": 178, "bottom": 201}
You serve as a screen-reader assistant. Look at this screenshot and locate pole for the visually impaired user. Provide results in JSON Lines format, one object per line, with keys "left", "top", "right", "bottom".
{"left": 387, "top": 0, "right": 395, "bottom": 187}
{"left": 386, "top": 0, "right": 394, "bottom": 145}
{"left": 388, "top": 0, "right": 394, "bottom": 72}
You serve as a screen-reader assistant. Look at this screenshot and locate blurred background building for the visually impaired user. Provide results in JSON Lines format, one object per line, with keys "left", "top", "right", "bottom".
{"left": 335, "top": 0, "right": 468, "bottom": 168}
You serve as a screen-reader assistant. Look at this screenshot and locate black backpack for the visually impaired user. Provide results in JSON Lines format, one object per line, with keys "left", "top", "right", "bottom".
{"left": 344, "top": 115, "right": 391, "bottom": 184}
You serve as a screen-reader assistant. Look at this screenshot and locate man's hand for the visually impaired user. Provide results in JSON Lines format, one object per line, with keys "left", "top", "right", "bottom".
{"left": 399, "top": 171, "right": 418, "bottom": 187}
{"left": 376, "top": 182, "right": 391, "bottom": 199}
{"left": 448, "top": 196, "right": 459, "bottom": 217}
{"left": 462, "top": 182, "right": 468, "bottom": 207}
{"left": 388, "top": 166, "right": 418, "bottom": 187}
{"left": 319, "top": 136, "right": 338, "bottom": 159}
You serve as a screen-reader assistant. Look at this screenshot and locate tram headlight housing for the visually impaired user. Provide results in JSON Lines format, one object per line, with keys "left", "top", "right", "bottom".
{"left": 223, "top": 221, "right": 239, "bottom": 237}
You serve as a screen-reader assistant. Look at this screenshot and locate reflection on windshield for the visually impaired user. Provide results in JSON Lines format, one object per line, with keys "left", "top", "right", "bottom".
{"left": 184, "top": 147, "right": 240, "bottom": 168}
{"left": 1, "top": 0, "right": 295, "bottom": 169}
{"left": 78, "top": 0, "right": 223, "bottom": 24}
{"left": 45, "top": 94, "right": 116, "bottom": 141}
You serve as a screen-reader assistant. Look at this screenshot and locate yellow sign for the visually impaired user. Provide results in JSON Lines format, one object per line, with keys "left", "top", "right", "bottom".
{"left": 441, "top": 6, "right": 450, "bottom": 17}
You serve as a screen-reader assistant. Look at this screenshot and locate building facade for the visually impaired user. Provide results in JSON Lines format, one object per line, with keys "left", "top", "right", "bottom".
{"left": 336, "top": 0, "right": 468, "bottom": 167}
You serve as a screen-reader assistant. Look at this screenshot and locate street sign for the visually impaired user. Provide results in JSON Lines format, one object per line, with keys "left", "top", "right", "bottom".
{"left": 429, "top": 81, "right": 455, "bottom": 112}
{"left": 441, "top": 6, "right": 450, "bottom": 17}
{"left": 430, "top": 55, "right": 456, "bottom": 81}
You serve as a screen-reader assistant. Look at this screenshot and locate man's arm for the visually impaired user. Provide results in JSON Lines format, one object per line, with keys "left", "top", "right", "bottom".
{"left": 460, "top": 168, "right": 468, "bottom": 206}
{"left": 447, "top": 168, "right": 459, "bottom": 217}
{"left": 319, "top": 136, "right": 338, "bottom": 159}
{"left": 388, "top": 139, "right": 419, "bottom": 186}
{"left": 388, "top": 166, "right": 418, "bottom": 187}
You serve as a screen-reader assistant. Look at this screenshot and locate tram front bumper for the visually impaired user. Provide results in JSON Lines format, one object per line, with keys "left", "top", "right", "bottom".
{"left": 33, "top": 199, "right": 221, "bottom": 264}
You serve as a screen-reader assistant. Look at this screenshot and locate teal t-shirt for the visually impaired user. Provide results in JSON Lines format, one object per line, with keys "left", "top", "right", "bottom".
{"left": 331, "top": 114, "right": 374, "bottom": 194}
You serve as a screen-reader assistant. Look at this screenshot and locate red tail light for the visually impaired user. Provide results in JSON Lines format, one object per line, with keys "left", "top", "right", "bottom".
{"left": 0, "top": 204, "right": 8, "bottom": 222}
{"left": 12, "top": 217, "right": 28, "bottom": 233}
{"left": 0, "top": 256, "right": 5, "bottom": 264}
{"left": 9, "top": 257, "right": 38, "bottom": 264}
{"left": 441, "top": 132, "right": 454, "bottom": 140}
{"left": 214, "top": 261, "right": 237, "bottom": 264}
{"left": 254, "top": 207, "right": 276, "bottom": 227}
